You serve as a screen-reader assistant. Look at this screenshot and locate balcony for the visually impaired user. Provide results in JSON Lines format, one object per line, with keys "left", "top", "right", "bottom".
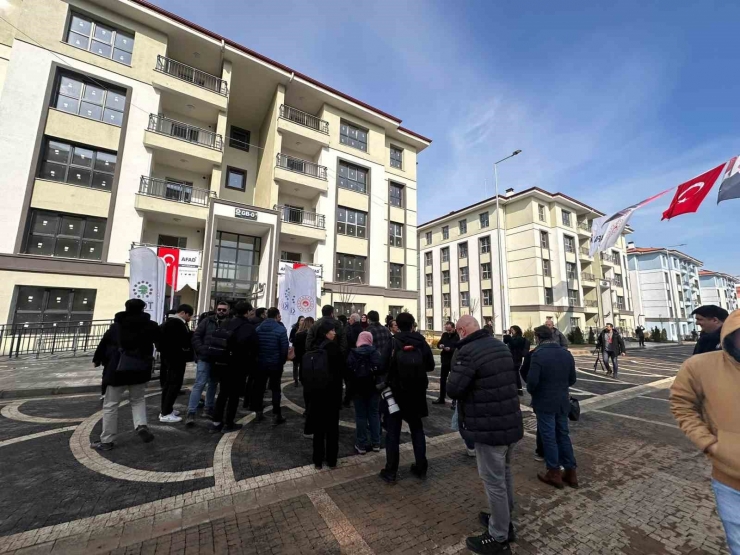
{"left": 152, "top": 55, "right": 228, "bottom": 112}
{"left": 135, "top": 176, "right": 214, "bottom": 221}
{"left": 600, "top": 252, "right": 616, "bottom": 265}
{"left": 148, "top": 114, "right": 222, "bottom": 150}
{"left": 577, "top": 221, "right": 592, "bottom": 236}
{"left": 581, "top": 272, "right": 596, "bottom": 283}
{"left": 278, "top": 205, "right": 326, "bottom": 243}
{"left": 277, "top": 105, "right": 331, "bottom": 154}
{"left": 279, "top": 105, "right": 328, "bottom": 134}
{"left": 579, "top": 247, "right": 592, "bottom": 260}
{"left": 584, "top": 300, "right": 599, "bottom": 311}
{"left": 144, "top": 114, "right": 223, "bottom": 171}
{"left": 274, "top": 153, "right": 328, "bottom": 197}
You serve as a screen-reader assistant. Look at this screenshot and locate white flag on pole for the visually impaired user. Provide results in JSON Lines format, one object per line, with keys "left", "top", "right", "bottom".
{"left": 130, "top": 247, "right": 166, "bottom": 323}
{"left": 279, "top": 264, "right": 318, "bottom": 341}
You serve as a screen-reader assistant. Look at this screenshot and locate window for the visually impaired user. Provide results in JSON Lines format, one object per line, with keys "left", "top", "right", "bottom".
{"left": 481, "top": 263, "right": 492, "bottom": 280}
{"left": 13, "top": 286, "right": 96, "bottom": 325}
{"left": 389, "top": 183, "right": 403, "bottom": 207}
{"left": 24, "top": 209, "right": 106, "bottom": 260}
{"left": 426, "top": 295, "right": 433, "bottom": 309}
{"left": 613, "top": 251, "right": 621, "bottom": 266}
{"left": 613, "top": 274, "right": 623, "bottom": 287}
{"left": 570, "top": 317, "right": 580, "bottom": 329}
{"left": 66, "top": 13, "right": 134, "bottom": 65}
{"left": 442, "top": 226, "right": 449, "bottom": 240}
{"left": 460, "top": 266, "right": 469, "bottom": 283}
{"left": 540, "top": 230, "right": 549, "bottom": 249}
{"left": 544, "top": 287, "right": 554, "bottom": 305}
{"left": 159, "top": 235, "right": 187, "bottom": 248}
{"left": 229, "top": 126, "right": 250, "bottom": 151}
{"left": 563, "top": 235, "right": 575, "bottom": 253}
{"left": 339, "top": 120, "right": 367, "bottom": 152}
{"left": 282, "top": 205, "right": 304, "bottom": 224}
{"left": 442, "top": 270, "right": 450, "bottom": 285}
{"left": 568, "top": 289, "right": 579, "bottom": 305}
{"left": 425, "top": 231, "right": 432, "bottom": 245}
{"left": 562, "top": 210, "right": 572, "bottom": 227}
{"left": 337, "top": 160, "right": 368, "bottom": 193}
{"left": 425, "top": 273, "right": 433, "bottom": 288}
{"left": 390, "top": 146, "right": 403, "bottom": 169}
{"left": 441, "top": 247, "right": 449, "bottom": 263}
{"left": 617, "top": 295, "right": 625, "bottom": 310}
{"left": 334, "top": 302, "right": 365, "bottom": 317}
{"left": 542, "top": 259, "right": 551, "bottom": 277}
{"left": 426, "top": 317, "right": 433, "bottom": 330}
{"left": 211, "top": 232, "right": 262, "bottom": 304}
{"left": 424, "top": 252, "right": 432, "bottom": 266}
{"left": 442, "top": 293, "right": 451, "bottom": 308}
{"left": 483, "top": 289, "right": 493, "bottom": 306}
{"left": 566, "top": 262, "right": 577, "bottom": 281}
{"left": 53, "top": 72, "right": 126, "bottom": 126}
{"left": 38, "top": 138, "right": 116, "bottom": 191}
{"left": 538, "top": 204, "right": 546, "bottom": 222}
{"left": 226, "top": 167, "right": 246, "bottom": 191}
{"left": 460, "top": 291, "right": 470, "bottom": 307}
{"left": 337, "top": 207, "right": 367, "bottom": 238}
{"left": 336, "top": 253, "right": 366, "bottom": 283}
{"left": 163, "top": 177, "right": 193, "bottom": 202}
{"left": 389, "top": 263, "right": 404, "bottom": 289}
{"left": 281, "top": 251, "right": 301, "bottom": 262}
{"left": 480, "top": 236, "right": 491, "bottom": 254}
{"left": 389, "top": 222, "right": 404, "bottom": 247}
{"left": 459, "top": 219, "right": 467, "bottom": 234}
{"left": 458, "top": 242, "right": 468, "bottom": 259}
{"left": 479, "top": 212, "right": 489, "bottom": 228}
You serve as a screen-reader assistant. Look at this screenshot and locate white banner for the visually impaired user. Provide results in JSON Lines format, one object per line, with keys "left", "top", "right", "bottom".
{"left": 130, "top": 247, "right": 166, "bottom": 323}
{"left": 278, "top": 265, "right": 318, "bottom": 341}
{"left": 177, "top": 249, "right": 201, "bottom": 291}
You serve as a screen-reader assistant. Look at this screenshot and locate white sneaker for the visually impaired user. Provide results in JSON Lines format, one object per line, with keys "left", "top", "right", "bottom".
{"left": 466, "top": 448, "right": 476, "bottom": 457}
{"left": 159, "top": 413, "right": 182, "bottom": 423}
{"left": 172, "top": 409, "right": 181, "bottom": 416}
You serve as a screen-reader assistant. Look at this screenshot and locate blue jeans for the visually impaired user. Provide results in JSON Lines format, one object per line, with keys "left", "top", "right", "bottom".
{"left": 353, "top": 392, "right": 380, "bottom": 447}
{"left": 713, "top": 479, "right": 740, "bottom": 554}
{"left": 187, "top": 360, "right": 217, "bottom": 414}
{"left": 536, "top": 412, "right": 577, "bottom": 470}
{"left": 603, "top": 351, "right": 619, "bottom": 376}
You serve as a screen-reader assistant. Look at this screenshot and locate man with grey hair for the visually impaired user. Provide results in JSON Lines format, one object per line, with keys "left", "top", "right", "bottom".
{"left": 545, "top": 318, "right": 569, "bottom": 348}
{"left": 447, "top": 315, "right": 523, "bottom": 554}
{"left": 347, "top": 313, "right": 363, "bottom": 350}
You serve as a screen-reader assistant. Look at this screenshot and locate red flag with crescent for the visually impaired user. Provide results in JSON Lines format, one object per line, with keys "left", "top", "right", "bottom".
{"left": 157, "top": 247, "right": 179, "bottom": 290}
{"left": 661, "top": 163, "right": 725, "bottom": 220}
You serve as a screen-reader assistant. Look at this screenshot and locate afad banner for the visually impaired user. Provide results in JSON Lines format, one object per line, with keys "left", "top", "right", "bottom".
{"left": 278, "top": 265, "right": 318, "bottom": 341}
{"left": 130, "top": 247, "right": 167, "bottom": 323}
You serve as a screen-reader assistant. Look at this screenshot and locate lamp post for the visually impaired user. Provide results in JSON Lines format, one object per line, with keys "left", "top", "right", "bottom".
{"left": 494, "top": 150, "right": 522, "bottom": 334}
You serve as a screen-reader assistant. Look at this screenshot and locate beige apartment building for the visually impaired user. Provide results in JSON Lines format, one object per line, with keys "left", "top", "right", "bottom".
{"left": 418, "top": 188, "right": 635, "bottom": 336}
{"left": 0, "top": 0, "right": 430, "bottom": 325}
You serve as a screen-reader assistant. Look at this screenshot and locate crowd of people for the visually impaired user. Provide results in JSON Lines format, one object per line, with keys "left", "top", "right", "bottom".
{"left": 89, "top": 297, "right": 737, "bottom": 554}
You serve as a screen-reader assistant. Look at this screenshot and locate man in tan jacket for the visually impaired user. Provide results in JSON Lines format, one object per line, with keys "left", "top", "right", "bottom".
{"left": 670, "top": 309, "right": 740, "bottom": 553}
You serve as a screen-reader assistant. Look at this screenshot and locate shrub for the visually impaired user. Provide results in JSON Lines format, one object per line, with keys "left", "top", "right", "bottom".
{"left": 588, "top": 328, "right": 596, "bottom": 344}
{"left": 660, "top": 328, "right": 668, "bottom": 342}
{"left": 651, "top": 327, "right": 662, "bottom": 342}
{"left": 572, "top": 326, "right": 585, "bottom": 344}
{"left": 523, "top": 325, "right": 535, "bottom": 343}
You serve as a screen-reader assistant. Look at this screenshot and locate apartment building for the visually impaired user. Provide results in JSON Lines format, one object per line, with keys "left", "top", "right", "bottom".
{"left": 0, "top": 0, "right": 430, "bottom": 325}
{"left": 417, "top": 188, "right": 634, "bottom": 335}
{"left": 627, "top": 246, "right": 703, "bottom": 340}
{"left": 699, "top": 270, "right": 739, "bottom": 313}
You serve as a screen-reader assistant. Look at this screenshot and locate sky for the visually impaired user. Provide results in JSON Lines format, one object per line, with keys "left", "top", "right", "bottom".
{"left": 152, "top": 0, "right": 740, "bottom": 275}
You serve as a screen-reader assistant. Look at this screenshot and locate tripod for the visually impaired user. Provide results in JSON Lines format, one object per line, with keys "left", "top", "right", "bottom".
{"left": 592, "top": 347, "right": 607, "bottom": 374}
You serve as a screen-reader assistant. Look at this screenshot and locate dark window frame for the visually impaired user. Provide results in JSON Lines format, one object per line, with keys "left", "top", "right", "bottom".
{"left": 389, "top": 222, "right": 404, "bottom": 248}
{"left": 442, "top": 226, "right": 449, "bottom": 240}
{"left": 425, "top": 273, "right": 433, "bottom": 288}
{"left": 563, "top": 235, "right": 576, "bottom": 253}
{"left": 390, "top": 145, "right": 403, "bottom": 169}
{"left": 339, "top": 120, "right": 368, "bottom": 152}
{"left": 543, "top": 259, "right": 551, "bottom": 277}
{"left": 459, "top": 266, "right": 469, "bottom": 283}
{"left": 441, "top": 247, "right": 449, "bottom": 263}
{"left": 225, "top": 166, "right": 247, "bottom": 191}
{"left": 459, "top": 219, "right": 467, "bottom": 234}
{"left": 442, "top": 293, "right": 451, "bottom": 308}
{"left": 483, "top": 289, "right": 493, "bottom": 306}
{"left": 65, "top": 12, "right": 135, "bottom": 65}
{"left": 158, "top": 234, "right": 187, "bottom": 248}
{"left": 442, "top": 270, "right": 450, "bottom": 285}
{"left": 479, "top": 212, "right": 490, "bottom": 228}
{"left": 337, "top": 206, "right": 368, "bottom": 238}
{"left": 426, "top": 295, "right": 433, "bottom": 309}
{"left": 336, "top": 253, "right": 367, "bottom": 283}
{"left": 460, "top": 291, "right": 470, "bottom": 307}
{"left": 425, "top": 231, "right": 432, "bottom": 245}
{"left": 38, "top": 136, "right": 116, "bottom": 191}
{"left": 52, "top": 71, "right": 126, "bottom": 127}
{"left": 424, "top": 251, "right": 432, "bottom": 266}
{"left": 13, "top": 285, "right": 97, "bottom": 325}
{"left": 540, "top": 230, "right": 549, "bottom": 249}
{"left": 481, "top": 263, "right": 492, "bottom": 280}
{"left": 568, "top": 288, "right": 579, "bottom": 306}
{"left": 23, "top": 209, "right": 106, "bottom": 261}
{"left": 479, "top": 236, "right": 491, "bottom": 254}
{"left": 229, "top": 125, "right": 251, "bottom": 151}
{"left": 389, "top": 182, "right": 404, "bottom": 207}
{"left": 389, "top": 263, "right": 404, "bottom": 289}
{"left": 544, "top": 287, "right": 554, "bottom": 305}
{"left": 337, "top": 160, "right": 369, "bottom": 194}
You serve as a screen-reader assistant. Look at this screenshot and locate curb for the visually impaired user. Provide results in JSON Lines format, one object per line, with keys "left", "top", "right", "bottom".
{"left": 0, "top": 377, "right": 196, "bottom": 400}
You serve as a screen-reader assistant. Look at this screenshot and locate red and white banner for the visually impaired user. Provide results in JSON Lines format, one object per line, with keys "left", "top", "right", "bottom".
{"left": 157, "top": 247, "right": 179, "bottom": 291}
{"left": 661, "top": 163, "right": 725, "bottom": 220}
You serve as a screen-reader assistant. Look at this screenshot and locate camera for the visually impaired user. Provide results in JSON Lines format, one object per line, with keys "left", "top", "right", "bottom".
{"left": 380, "top": 387, "right": 400, "bottom": 414}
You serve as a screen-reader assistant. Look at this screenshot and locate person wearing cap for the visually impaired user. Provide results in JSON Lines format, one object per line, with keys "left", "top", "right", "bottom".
{"left": 347, "top": 331, "right": 382, "bottom": 454}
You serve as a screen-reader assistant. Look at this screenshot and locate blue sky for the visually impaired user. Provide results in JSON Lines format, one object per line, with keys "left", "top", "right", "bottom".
{"left": 153, "top": 0, "right": 740, "bottom": 275}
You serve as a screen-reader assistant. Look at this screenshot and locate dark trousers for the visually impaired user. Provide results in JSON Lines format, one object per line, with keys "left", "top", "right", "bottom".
{"left": 535, "top": 427, "right": 544, "bottom": 457}
{"left": 638, "top": 337, "right": 645, "bottom": 347}
{"left": 214, "top": 369, "right": 246, "bottom": 426}
{"left": 536, "top": 412, "right": 577, "bottom": 470}
{"left": 438, "top": 364, "right": 450, "bottom": 400}
{"left": 161, "top": 360, "right": 186, "bottom": 416}
{"left": 384, "top": 410, "right": 427, "bottom": 476}
{"left": 244, "top": 373, "right": 254, "bottom": 408}
{"left": 159, "top": 358, "right": 169, "bottom": 389}
{"left": 251, "top": 365, "right": 283, "bottom": 415}
{"left": 311, "top": 397, "right": 339, "bottom": 466}
{"left": 292, "top": 359, "right": 301, "bottom": 383}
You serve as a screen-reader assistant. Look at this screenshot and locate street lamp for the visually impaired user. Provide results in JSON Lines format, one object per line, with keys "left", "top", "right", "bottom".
{"left": 494, "top": 150, "right": 522, "bottom": 334}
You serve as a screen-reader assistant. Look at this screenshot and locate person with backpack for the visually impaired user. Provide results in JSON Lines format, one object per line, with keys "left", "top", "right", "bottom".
{"left": 347, "top": 331, "right": 382, "bottom": 454}
{"left": 302, "top": 320, "right": 345, "bottom": 468}
{"left": 378, "top": 312, "right": 435, "bottom": 484}
{"left": 254, "top": 308, "right": 289, "bottom": 424}
{"left": 209, "top": 302, "right": 259, "bottom": 433}
{"left": 187, "top": 300, "right": 231, "bottom": 426}
{"left": 433, "top": 321, "right": 459, "bottom": 405}
{"left": 90, "top": 299, "right": 160, "bottom": 451}
{"left": 158, "top": 304, "right": 194, "bottom": 423}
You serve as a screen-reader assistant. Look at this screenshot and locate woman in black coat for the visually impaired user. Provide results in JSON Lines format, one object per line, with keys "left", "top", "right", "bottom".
{"left": 507, "top": 325, "right": 530, "bottom": 395}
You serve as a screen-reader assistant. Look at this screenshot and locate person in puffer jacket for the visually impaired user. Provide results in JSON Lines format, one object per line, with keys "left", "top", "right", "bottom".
{"left": 347, "top": 331, "right": 382, "bottom": 455}
{"left": 254, "top": 307, "right": 289, "bottom": 424}
{"left": 446, "top": 315, "right": 523, "bottom": 554}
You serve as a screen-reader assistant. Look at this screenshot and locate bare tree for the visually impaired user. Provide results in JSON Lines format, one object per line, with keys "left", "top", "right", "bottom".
{"left": 335, "top": 279, "right": 359, "bottom": 305}
{"left": 553, "top": 306, "right": 564, "bottom": 330}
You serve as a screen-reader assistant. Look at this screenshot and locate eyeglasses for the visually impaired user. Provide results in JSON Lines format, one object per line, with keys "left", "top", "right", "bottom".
{"left": 216, "top": 308, "right": 228, "bottom": 312}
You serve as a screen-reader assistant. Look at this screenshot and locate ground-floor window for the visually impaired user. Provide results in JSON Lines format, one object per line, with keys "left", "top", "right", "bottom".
{"left": 210, "top": 231, "right": 261, "bottom": 307}
{"left": 426, "top": 316, "right": 434, "bottom": 330}
{"left": 334, "top": 302, "right": 365, "bottom": 317}
{"left": 389, "top": 305, "right": 404, "bottom": 318}
{"left": 13, "top": 286, "right": 96, "bottom": 325}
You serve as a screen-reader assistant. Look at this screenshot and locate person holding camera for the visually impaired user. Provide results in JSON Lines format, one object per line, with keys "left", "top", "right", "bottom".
{"left": 596, "top": 323, "right": 626, "bottom": 378}
{"left": 379, "top": 312, "right": 435, "bottom": 484}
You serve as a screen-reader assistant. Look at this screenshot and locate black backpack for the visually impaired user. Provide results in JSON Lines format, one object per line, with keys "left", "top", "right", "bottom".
{"left": 352, "top": 352, "right": 375, "bottom": 380}
{"left": 206, "top": 324, "right": 233, "bottom": 363}
{"left": 392, "top": 338, "right": 427, "bottom": 392}
{"left": 301, "top": 341, "right": 330, "bottom": 394}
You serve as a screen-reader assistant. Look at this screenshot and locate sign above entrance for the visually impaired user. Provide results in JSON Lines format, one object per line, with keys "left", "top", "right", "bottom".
{"left": 235, "top": 208, "right": 258, "bottom": 220}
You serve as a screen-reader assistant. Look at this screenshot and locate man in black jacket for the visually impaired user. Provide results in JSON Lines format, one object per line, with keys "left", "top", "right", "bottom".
{"left": 91, "top": 299, "right": 159, "bottom": 451}
{"left": 379, "top": 312, "right": 435, "bottom": 484}
{"left": 527, "top": 325, "right": 578, "bottom": 490}
{"left": 433, "top": 321, "right": 459, "bottom": 405}
{"left": 346, "top": 313, "right": 363, "bottom": 350}
{"left": 305, "top": 305, "right": 348, "bottom": 355}
{"left": 596, "top": 323, "right": 626, "bottom": 377}
{"left": 691, "top": 305, "right": 728, "bottom": 355}
{"left": 159, "top": 304, "right": 194, "bottom": 423}
{"left": 447, "top": 315, "right": 523, "bottom": 555}
{"left": 186, "top": 300, "right": 231, "bottom": 426}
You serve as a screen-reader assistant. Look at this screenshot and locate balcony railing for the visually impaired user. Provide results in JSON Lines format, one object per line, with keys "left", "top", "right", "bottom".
{"left": 279, "top": 105, "right": 329, "bottom": 134}
{"left": 155, "top": 55, "right": 228, "bottom": 96}
{"left": 584, "top": 300, "right": 599, "bottom": 307}
{"left": 601, "top": 252, "right": 617, "bottom": 264}
{"left": 613, "top": 277, "right": 624, "bottom": 287}
{"left": 138, "top": 176, "right": 215, "bottom": 206}
{"left": 564, "top": 244, "right": 576, "bottom": 254}
{"left": 276, "top": 153, "right": 327, "bottom": 180}
{"left": 578, "top": 221, "right": 591, "bottom": 231}
{"left": 148, "top": 114, "right": 223, "bottom": 151}
{"left": 581, "top": 272, "right": 596, "bottom": 281}
{"left": 278, "top": 205, "right": 326, "bottom": 229}
{"left": 580, "top": 247, "right": 592, "bottom": 257}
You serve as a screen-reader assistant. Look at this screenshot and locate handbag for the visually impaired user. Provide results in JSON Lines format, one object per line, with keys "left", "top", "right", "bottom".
{"left": 568, "top": 396, "right": 581, "bottom": 421}
{"left": 114, "top": 328, "right": 153, "bottom": 374}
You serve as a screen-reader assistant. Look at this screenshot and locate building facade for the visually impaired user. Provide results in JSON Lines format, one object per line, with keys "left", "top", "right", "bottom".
{"left": 417, "top": 188, "right": 635, "bottom": 336}
{"left": 627, "top": 247, "right": 703, "bottom": 340}
{"left": 0, "top": 0, "right": 430, "bottom": 325}
{"left": 699, "top": 270, "right": 739, "bottom": 313}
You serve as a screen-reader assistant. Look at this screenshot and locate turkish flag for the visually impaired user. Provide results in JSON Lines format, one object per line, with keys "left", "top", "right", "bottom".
{"left": 661, "top": 163, "right": 725, "bottom": 220}
{"left": 157, "top": 247, "right": 179, "bottom": 290}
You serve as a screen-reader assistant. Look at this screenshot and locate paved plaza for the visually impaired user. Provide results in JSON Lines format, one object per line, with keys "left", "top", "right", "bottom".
{"left": 0, "top": 345, "right": 730, "bottom": 554}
